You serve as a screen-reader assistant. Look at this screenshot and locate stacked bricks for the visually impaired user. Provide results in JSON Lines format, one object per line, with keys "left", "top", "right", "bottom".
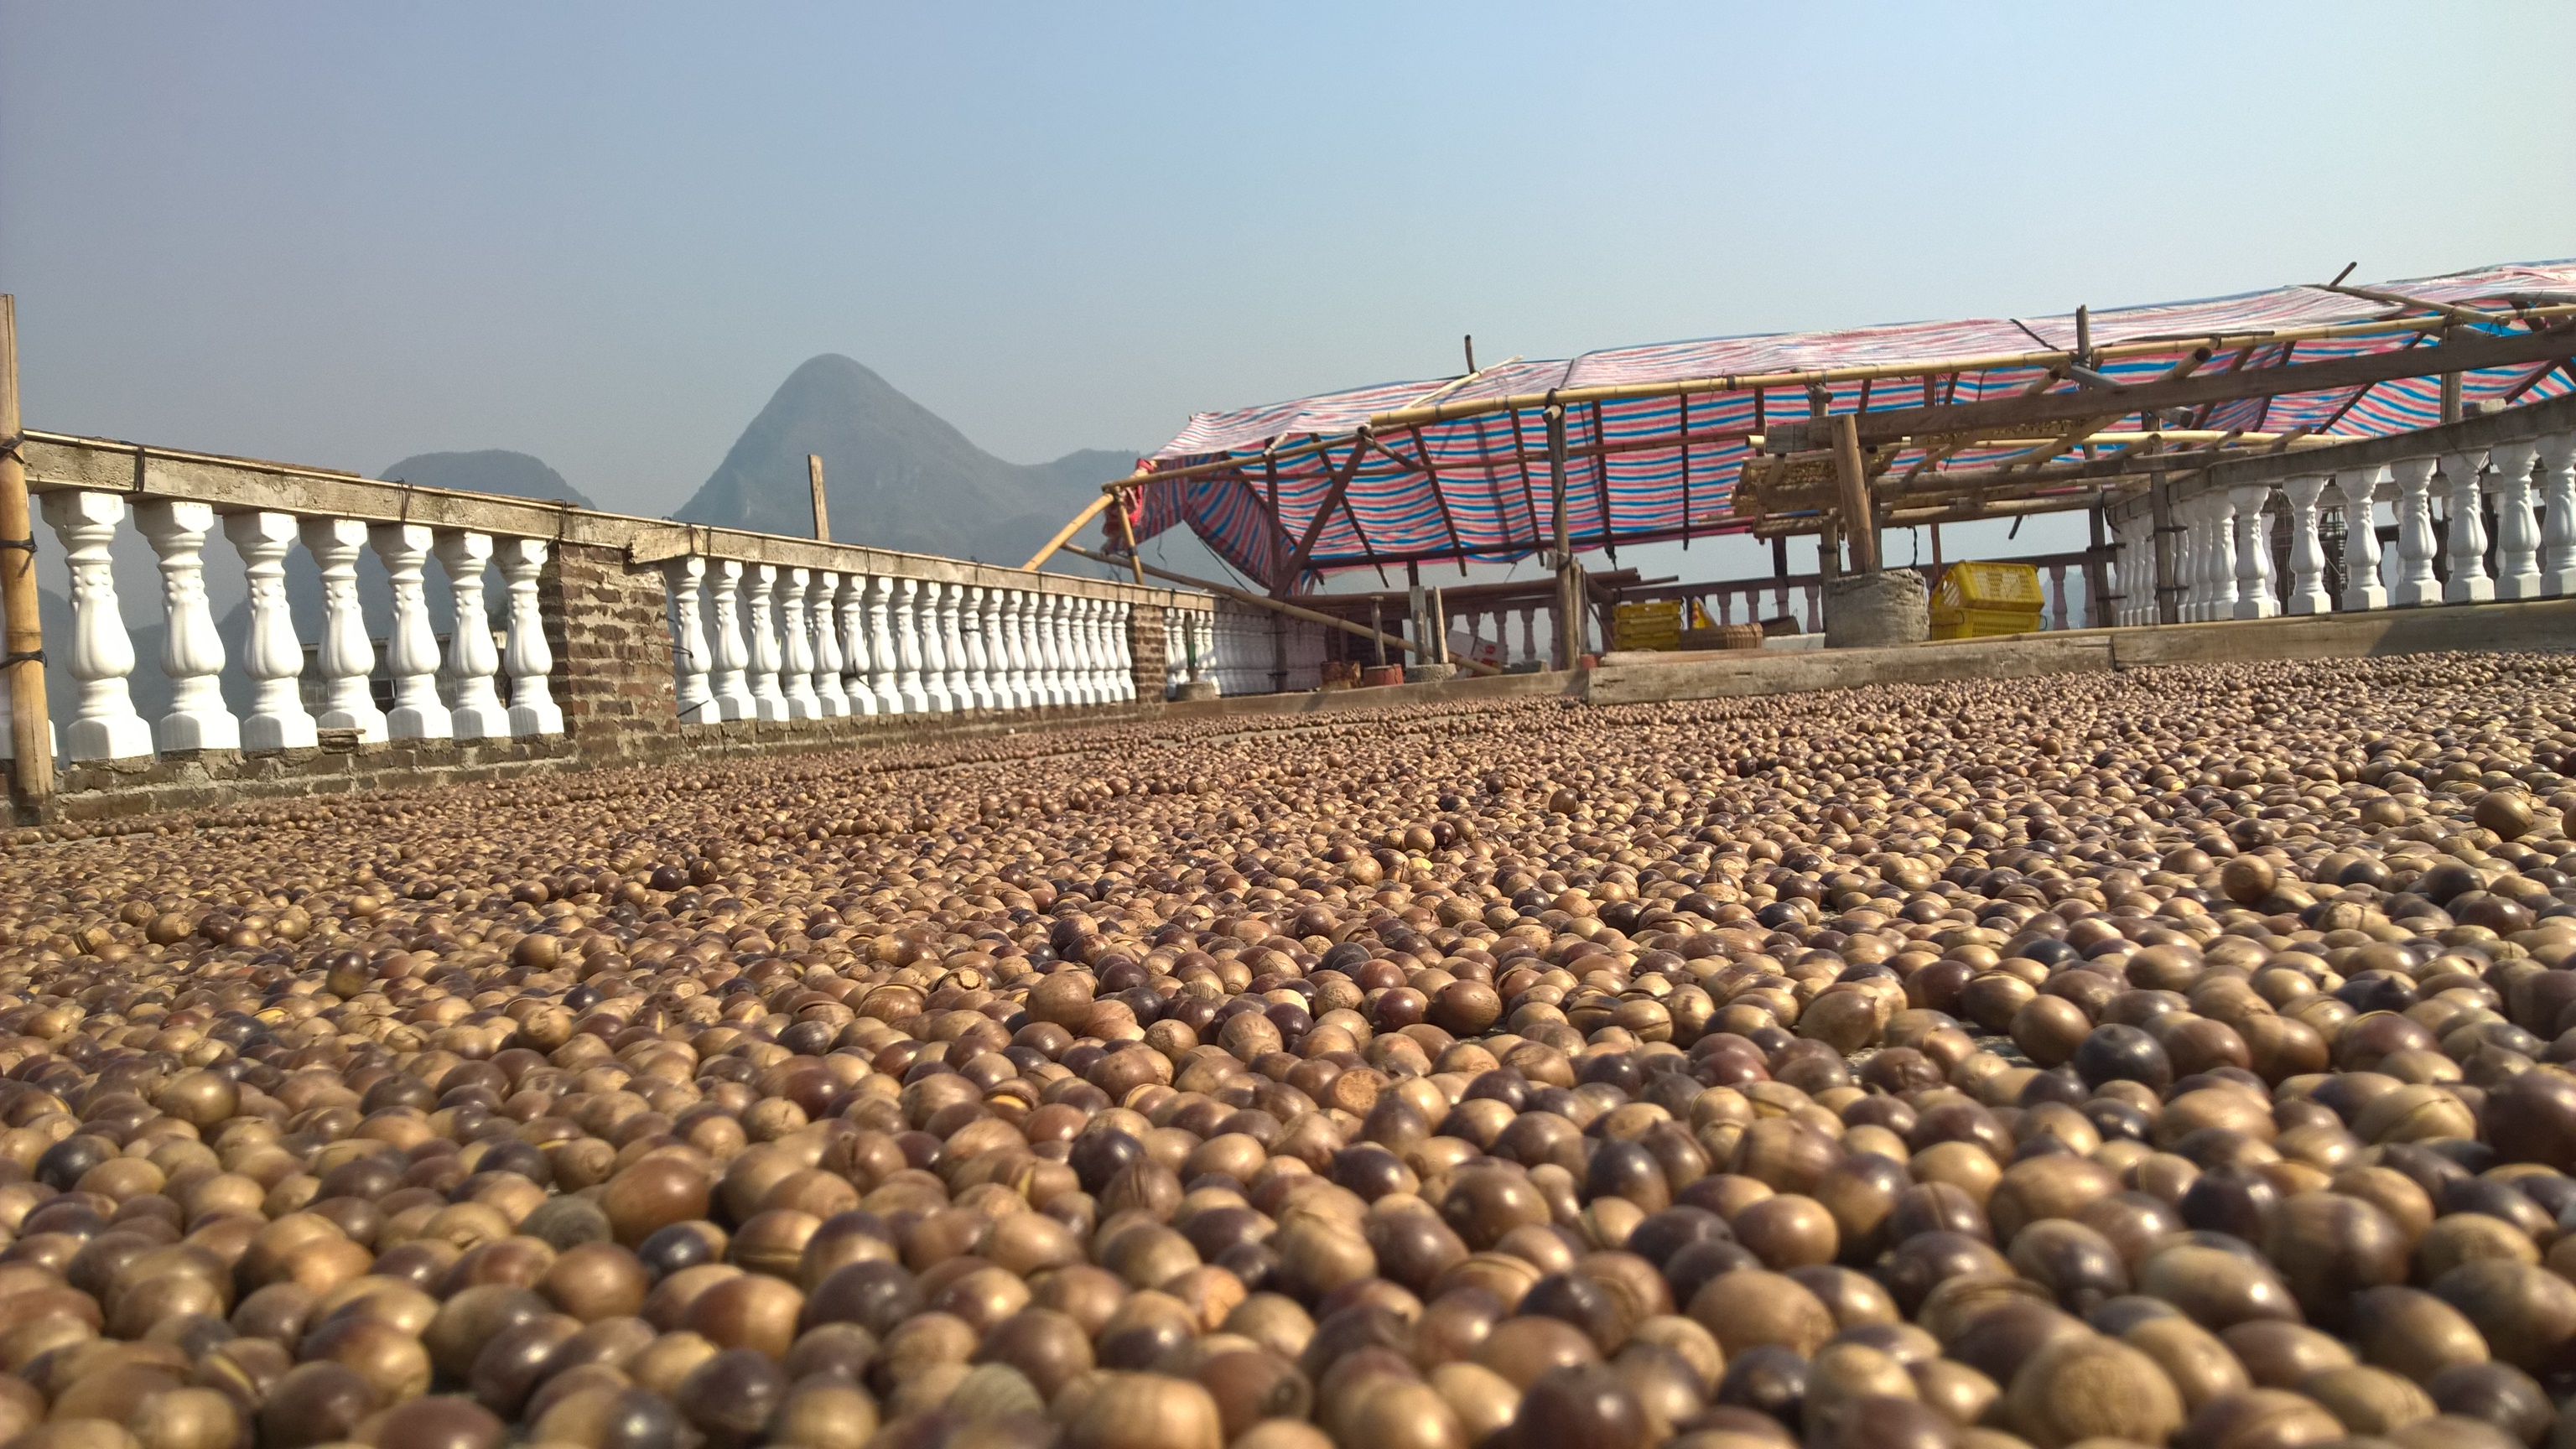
{"left": 1126, "top": 601, "right": 1168, "bottom": 704}
{"left": 543, "top": 542, "right": 678, "bottom": 756}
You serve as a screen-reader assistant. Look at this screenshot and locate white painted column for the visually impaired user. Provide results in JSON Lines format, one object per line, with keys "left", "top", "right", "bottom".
{"left": 432, "top": 532, "right": 507, "bottom": 740}
{"left": 937, "top": 581, "right": 972, "bottom": 709}
{"left": 963, "top": 586, "right": 998, "bottom": 709}
{"left": 894, "top": 577, "right": 932, "bottom": 713}
{"left": 779, "top": 567, "right": 820, "bottom": 720}
{"left": 499, "top": 538, "right": 563, "bottom": 735}
{"left": 2390, "top": 457, "right": 2442, "bottom": 606}
{"left": 1193, "top": 610, "right": 1217, "bottom": 691}
{"left": 2183, "top": 493, "right": 2222, "bottom": 621}
{"left": 2338, "top": 468, "right": 2389, "bottom": 612}
{"left": 298, "top": 517, "right": 386, "bottom": 741}
{"left": 135, "top": 501, "right": 240, "bottom": 753}
{"left": 2489, "top": 440, "right": 2543, "bottom": 600}
{"left": 1110, "top": 601, "right": 1136, "bottom": 702}
{"left": 369, "top": 524, "right": 450, "bottom": 740}
{"left": 222, "top": 512, "right": 316, "bottom": 752}
{"left": 812, "top": 572, "right": 850, "bottom": 717}
{"left": 994, "top": 588, "right": 1025, "bottom": 706}
{"left": 1075, "top": 597, "right": 1104, "bottom": 704}
{"left": 2538, "top": 433, "right": 2576, "bottom": 596}
{"left": 837, "top": 573, "right": 877, "bottom": 716}
{"left": 2442, "top": 449, "right": 2494, "bottom": 604}
{"left": 2277, "top": 475, "right": 2332, "bottom": 615}
{"left": 708, "top": 558, "right": 754, "bottom": 720}
{"left": 917, "top": 579, "right": 953, "bottom": 712}
{"left": 1034, "top": 593, "right": 1066, "bottom": 705}
{"left": 662, "top": 557, "right": 713, "bottom": 722}
{"left": 1022, "top": 589, "right": 1050, "bottom": 706}
{"left": 40, "top": 491, "right": 152, "bottom": 761}
{"left": 865, "top": 574, "right": 905, "bottom": 714}
{"left": 2226, "top": 484, "right": 2275, "bottom": 620}
{"left": 746, "top": 564, "right": 787, "bottom": 721}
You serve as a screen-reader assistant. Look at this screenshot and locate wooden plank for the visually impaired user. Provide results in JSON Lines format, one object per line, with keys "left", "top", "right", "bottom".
{"left": 807, "top": 454, "right": 830, "bottom": 541}
{"left": 0, "top": 296, "right": 50, "bottom": 803}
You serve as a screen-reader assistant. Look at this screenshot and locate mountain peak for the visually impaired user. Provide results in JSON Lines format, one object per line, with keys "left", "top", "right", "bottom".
{"left": 675, "top": 356, "right": 1136, "bottom": 564}
{"left": 381, "top": 449, "right": 595, "bottom": 509}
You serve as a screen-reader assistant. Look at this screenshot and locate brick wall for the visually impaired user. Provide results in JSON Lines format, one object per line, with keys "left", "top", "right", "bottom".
{"left": 1128, "top": 602, "right": 1167, "bottom": 702}
{"left": 545, "top": 542, "right": 677, "bottom": 757}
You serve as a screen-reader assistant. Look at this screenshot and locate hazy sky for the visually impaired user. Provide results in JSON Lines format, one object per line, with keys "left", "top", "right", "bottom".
{"left": 6, "top": 0, "right": 2574, "bottom": 546}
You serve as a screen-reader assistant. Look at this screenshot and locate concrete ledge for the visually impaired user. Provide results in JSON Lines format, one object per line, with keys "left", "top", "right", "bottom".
{"left": 1164, "top": 667, "right": 1587, "bottom": 719}
{"left": 1589, "top": 634, "right": 2113, "bottom": 705}
{"left": 2103, "top": 596, "right": 2576, "bottom": 667}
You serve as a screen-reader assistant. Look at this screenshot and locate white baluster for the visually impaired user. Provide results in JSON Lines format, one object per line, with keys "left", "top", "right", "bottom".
{"left": 779, "top": 567, "right": 819, "bottom": 720}
{"left": 745, "top": 564, "right": 787, "bottom": 721}
{"left": 2443, "top": 449, "right": 2494, "bottom": 604}
{"left": 812, "top": 572, "right": 849, "bottom": 717}
{"left": 297, "top": 517, "right": 387, "bottom": 741}
{"left": 1109, "top": 601, "right": 1136, "bottom": 702}
{"left": 664, "top": 555, "right": 714, "bottom": 720}
{"left": 1196, "top": 610, "right": 1217, "bottom": 689}
{"left": 1082, "top": 598, "right": 1109, "bottom": 704}
{"left": 134, "top": 501, "right": 239, "bottom": 753}
{"left": 1045, "top": 594, "right": 1075, "bottom": 704}
{"left": 2539, "top": 433, "right": 2576, "bottom": 596}
{"left": 2489, "top": 440, "right": 2543, "bottom": 600}
{"left": 2278, "top": 475, "right": 2332, "bottom": 615}
{"left": 369, "top": 524, "right": 449, "bottom": 740}
{"left": 431, "top": 531, "right": 507, "bottom": 740}
{"left": 836, "top": 573, "right": 876, "bottom": 716}
{"left": 2338, "top": 468, "right": 2389, "bottom": 612}
{"left": 1093, "top": 598, "right": 1119, "bottom": 699}
{"left": 894, "top": 577, "right": 932, "bottom": 712}
{"left": 40, "top": 491, "right": 152, "bottom": 761}
{"left": 927, "top": 574, "right": 969, "bottom": 711}
{"left": 2226, "top": 484, "right": 2276, "bottom": 620}
{"left": 938, "top": 581, "right": 972, "bottom": 709}
{"left": 2193, "top": 492, "right": 2232, "bottom": 621}
{"left": 499, "top": 538, "right": 563, "bottom": 735}
{"left": 962, "top": 586, "right": 996, "bottom": 709}
{"left": 222, "top": 512, "right": 316, "bottom": 751}
{"left": 998, "top": 587, "right": 1027, "bottom": 707}
{"left": 865, "top": 574, "right": 904, "bottom": 714}
{"left": 1056, "top": 595, "right": 1086, "bottom": 704}
{"left": 2042, "top": 565, "right": 2067, "bottom": 631}
{"left": 708, "top": 559, "right": 754, "bottom": 719}
{"left": 2387, "top": 457, "right": 2442, "bottom": 606}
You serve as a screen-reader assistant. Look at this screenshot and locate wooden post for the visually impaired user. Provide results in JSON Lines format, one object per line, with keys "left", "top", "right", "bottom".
{"left": 1109, "top": 487, "right": 1147, "bottom": 585}
{"left": 2084, "top": 505, "right": 2111, "bottom": 628}
{"left": 2442, "top": 371, "right": 2464, "bottom": 424}
{"left": 807, "top": 455, "right": 830, "bottom": 541}
{"left": 1832, "top": 413, "right": 1878, "bottom": 574}
{"left": 0, "top": 296, "right": 49, "bottom": 806}
{"left": 1368, "top": 599, "right": 1386, "bottom": 666}
{"left": 1430, "top": 587, "right": 1449, "bottom": 665}
{"left": 1548, "top": 402, "right": 1581, "bottom": 667}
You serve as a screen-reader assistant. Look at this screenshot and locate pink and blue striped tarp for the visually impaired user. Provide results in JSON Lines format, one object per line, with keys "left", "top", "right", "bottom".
{"left": 1127, "top": 260, "right": 2576, "bottom": 588}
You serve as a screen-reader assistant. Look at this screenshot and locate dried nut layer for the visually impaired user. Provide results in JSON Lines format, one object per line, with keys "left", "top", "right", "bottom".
{"left": 0, "top": 656, "right": 2574, "bottom": 1449}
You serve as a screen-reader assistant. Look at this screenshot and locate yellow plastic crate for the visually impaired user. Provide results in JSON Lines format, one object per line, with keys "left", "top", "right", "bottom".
{"left": 1930, "top": 605, "right": 2044, "bottom": 640}
{"left": 1934, "top": 562, "right": 2043, "bottom": 612}
{"left": 1612, "top": 600, "right": 1682, "bottom": 651}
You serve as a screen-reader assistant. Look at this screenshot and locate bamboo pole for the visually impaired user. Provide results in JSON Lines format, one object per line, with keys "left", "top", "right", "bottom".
{"left": 1056, "top": 543, "right": 1501, "bottom": 677}
{"left": 0, "top": 296, "right": 49, "bottom": 805}
{"left": 807, "top": 454, "right": 830, "bottom": 541}
{"left": 1831, "top": 414, "right": 1878, "bottom": 574}
{"left": 1024, "top": 492, "right": 1115, "bottom": 571}
{"left": 1108, "top": 487, "right": 1146, "bottom": 585}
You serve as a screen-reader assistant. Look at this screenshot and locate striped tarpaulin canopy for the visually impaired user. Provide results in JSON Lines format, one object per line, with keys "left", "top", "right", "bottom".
{"left": 1128, "top": 260, "right": 2576, "bottom": 588}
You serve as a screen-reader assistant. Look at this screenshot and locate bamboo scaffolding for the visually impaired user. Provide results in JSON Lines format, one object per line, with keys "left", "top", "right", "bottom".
{"left": 0, "top": 296, "right": 49, "bottom": 804}
{"left": 1054, "top": 543, "right": 1501, "bottom": 677}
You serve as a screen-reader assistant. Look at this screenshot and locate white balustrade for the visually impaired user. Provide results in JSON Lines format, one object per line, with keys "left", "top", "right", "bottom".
{"left": 2390, "top": 456, "right": 2442, "bottom": 606}
{"left": 432, "top": 531, "right": 508, "bottom": 740}
{"left": 812, "top": 572, "right": 850, "bottom": 717}
{"left": 370, "top": 524, "right": 450, "bottom": 740}
{"left": 2339, "top": 468, "right": 2389, "bottom": 612}
{"left": 44, "top": 491, "right": 153, "bottom": 761}
{"left": 1034, "top": 594, "right": 1065, "bottom": 705}
{"left": 1110, "top": 601, "right": 1136, "bottom": 701}
{"left": 299, "top": 517, "right": 387, "bottom": 741}
{"left": 1002, "top": 591, "right": 1034, "bottom": 709}
{"left": 136, "top": 501, "right": 239, "bottom": 752}
{"left": 837, "top": 574, "right": 877, "bottom": 717}
{"left": 937, "top": 582, "right": 972, "bottom": 709}
{"left": 2227, "top": 484, "right": 2277, "bottom": 621}
{"left": 224, "top": 512, "right": 318, "bottom": 751}
{"left": 498, "top": 538, "right": 562, "bottom": 735}
{"left": 706, "top": 561, "right": 753, "bottom": 719}
{"left": 778, "top": 569, "right": 819, "bottom": 720}
{"left": 2490, "top": 441, "right": 2542, "bottom": 600}
{"left": 664, "top": 556, "right": 715, "bottom": 724}
{"left": 2541, "top": 434, "right": 2576, "bottom": 595}
{"left": 2279, "top": 475, "right": 2332, "bottom": 615}
{"left": 2442, "top": 449, "right": 2494, "bottom": 604}
{"left": 917, "top": 580, "right": 953, "bottom": 712}
{"left": 971, "top": 587, "right": 1005, "bottom": 710}
{"left": 746, "top": 564, "right": 787, "bottom": 722}
{"left": 867, "top": 575, "right": 906, "bottom": 714}
{"left": 893, "top": 578, "right": 932, "bottom": 712}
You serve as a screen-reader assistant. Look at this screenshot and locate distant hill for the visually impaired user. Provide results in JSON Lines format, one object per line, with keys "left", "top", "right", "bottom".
{"left": 380, "top": 449, "right": 595, "bottom": 509}
{"left": 676, "top": 356, "right": 1139, "bottom": 566}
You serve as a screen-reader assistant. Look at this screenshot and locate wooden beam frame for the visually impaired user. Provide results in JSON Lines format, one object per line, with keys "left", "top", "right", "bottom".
{"left": 1275, "top": 431, "right": 1374, "bottom": 595}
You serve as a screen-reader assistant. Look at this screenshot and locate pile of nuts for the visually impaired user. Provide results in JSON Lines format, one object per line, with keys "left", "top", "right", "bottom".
{"left": 3, "top": 653, "right": 2576, "bottom": 1449}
